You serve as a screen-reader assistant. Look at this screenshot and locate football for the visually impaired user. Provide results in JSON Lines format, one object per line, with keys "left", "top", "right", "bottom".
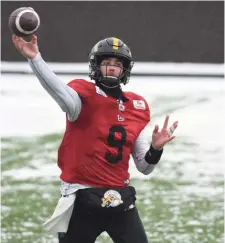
{"left": 9, "top": 7, "right": 40, "bottom": 39}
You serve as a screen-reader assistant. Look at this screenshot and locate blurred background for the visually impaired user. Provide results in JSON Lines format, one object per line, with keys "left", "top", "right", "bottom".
{"left": 1, "top": 1, "right": 224, "bottom": 243}
{"left": 1, "top": 1, "right": 224, "bottom": 63}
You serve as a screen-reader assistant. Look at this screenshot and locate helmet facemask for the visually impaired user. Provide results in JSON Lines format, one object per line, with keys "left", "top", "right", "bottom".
{"left": 89, "top": 54, "right": 133, "bottom": 88}
{"left": 88, "top": 37, "right": 134, "bottom": 95}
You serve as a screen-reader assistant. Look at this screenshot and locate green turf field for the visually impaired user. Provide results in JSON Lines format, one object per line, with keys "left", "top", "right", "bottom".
{"left": 2, "top": 134, "right": 223, "bottom": 243}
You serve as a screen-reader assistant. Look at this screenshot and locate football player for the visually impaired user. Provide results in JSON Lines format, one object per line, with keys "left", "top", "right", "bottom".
{"left": 12, "top": 35, "right": 178, "bottom": 243}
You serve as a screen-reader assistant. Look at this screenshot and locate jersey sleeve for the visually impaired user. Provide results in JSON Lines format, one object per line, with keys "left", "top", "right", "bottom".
{"left": 67, "top": 79, "right": 95, "bottom": 100}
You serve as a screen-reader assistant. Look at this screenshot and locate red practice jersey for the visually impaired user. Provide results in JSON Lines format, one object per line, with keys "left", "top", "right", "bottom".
{"left": 58, "top": 79, "right": 150, "bottom": 187}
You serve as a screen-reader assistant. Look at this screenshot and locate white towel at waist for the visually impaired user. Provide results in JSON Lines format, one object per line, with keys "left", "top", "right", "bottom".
{"left": 43, "top": 182, "right": 91, "bottom": 234}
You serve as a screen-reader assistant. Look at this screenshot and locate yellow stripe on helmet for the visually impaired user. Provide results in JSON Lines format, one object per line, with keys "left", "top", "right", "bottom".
{"left": 113, "top": 37, "right": 119, "bottom": 50}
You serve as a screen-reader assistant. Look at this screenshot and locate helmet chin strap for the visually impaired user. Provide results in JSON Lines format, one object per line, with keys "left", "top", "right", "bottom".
{"left": 100, "top": 76, "right": 121, "bottom": 89}
{"left": 97, "top": 76, "right": 122, "bottom": 99}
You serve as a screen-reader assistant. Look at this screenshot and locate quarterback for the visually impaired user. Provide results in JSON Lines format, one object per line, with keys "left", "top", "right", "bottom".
{"left": 12, "top": 35, "right": 178, "bottom": 243}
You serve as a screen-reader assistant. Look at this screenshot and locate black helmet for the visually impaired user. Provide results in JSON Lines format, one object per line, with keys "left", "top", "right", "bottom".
{"left": 88, "top": 37, "right": 134, "bottom": 87}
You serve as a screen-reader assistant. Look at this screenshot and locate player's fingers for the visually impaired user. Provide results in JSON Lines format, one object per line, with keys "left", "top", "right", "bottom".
{"left": 12, "top": 35, "right": 21, "bottom": 46}
{"left": 153, "top": 125, "right": 159, "bottom": 134}
{"left": 17, "top": 37, "right": 28, "bottom": 50}
{"left": 12, "top": 35, "right": 20, "bottom": 45}
{"left": 168, "top": 122, "right": 178, "bottom": 136}
{"left": 12, "top": 34, "right": 20, "bottom": 40}
{"left": 12, "top": 38, "right": 20, "bottom": 49}
{"left": 13, "top": 35, "right": 22, "bottom": 43}
{"left": 167, "top": 135, "right": 176, "bottom": 142}
{"left": 163, "top": 115, "right": 169, "bottom": 129}
{"left": 173, "top": 121, "right": 178, "bottom": 127}
{"left": 16, "top": 40, "right": 24, "bottom": 50}
{"left": 32, "top": 35, "right": 37, "bottom": 44}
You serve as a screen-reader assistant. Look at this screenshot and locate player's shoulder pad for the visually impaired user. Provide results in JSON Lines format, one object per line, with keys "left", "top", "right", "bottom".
{"left": 67, "top": 79, "right": 95, "bottom": 98}
{"left": 124, "top": 91, "right": 150, "bottom": 111}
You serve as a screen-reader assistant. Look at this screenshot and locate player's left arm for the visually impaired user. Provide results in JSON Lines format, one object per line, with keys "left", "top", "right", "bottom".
{"left": 132, "top": 127, "right": 161, "bottom": 175}
{"left": 132, "top": 115, "right": 178, "bottom": 175}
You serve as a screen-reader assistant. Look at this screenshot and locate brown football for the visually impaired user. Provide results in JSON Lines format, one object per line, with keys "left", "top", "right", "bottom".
{"left": 9, "top": 7, "right": 40, "bottom": 38}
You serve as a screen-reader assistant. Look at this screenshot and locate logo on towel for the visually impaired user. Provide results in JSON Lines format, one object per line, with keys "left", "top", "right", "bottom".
{"left": 101, "top": 190, "right": 123, "bottom": 208}
{"left": 133, "top": 100, "right": 146, "bottom": 110}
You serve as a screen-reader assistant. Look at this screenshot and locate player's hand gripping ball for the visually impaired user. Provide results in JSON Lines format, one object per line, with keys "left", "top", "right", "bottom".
{"left": 9, "top": 7, "right": 40, "bottom": 41}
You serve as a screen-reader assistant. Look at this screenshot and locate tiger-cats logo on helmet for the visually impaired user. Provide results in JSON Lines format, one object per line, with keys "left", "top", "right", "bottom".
{"left": 101, "top": 190, "right": 123, "bottom": 208}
